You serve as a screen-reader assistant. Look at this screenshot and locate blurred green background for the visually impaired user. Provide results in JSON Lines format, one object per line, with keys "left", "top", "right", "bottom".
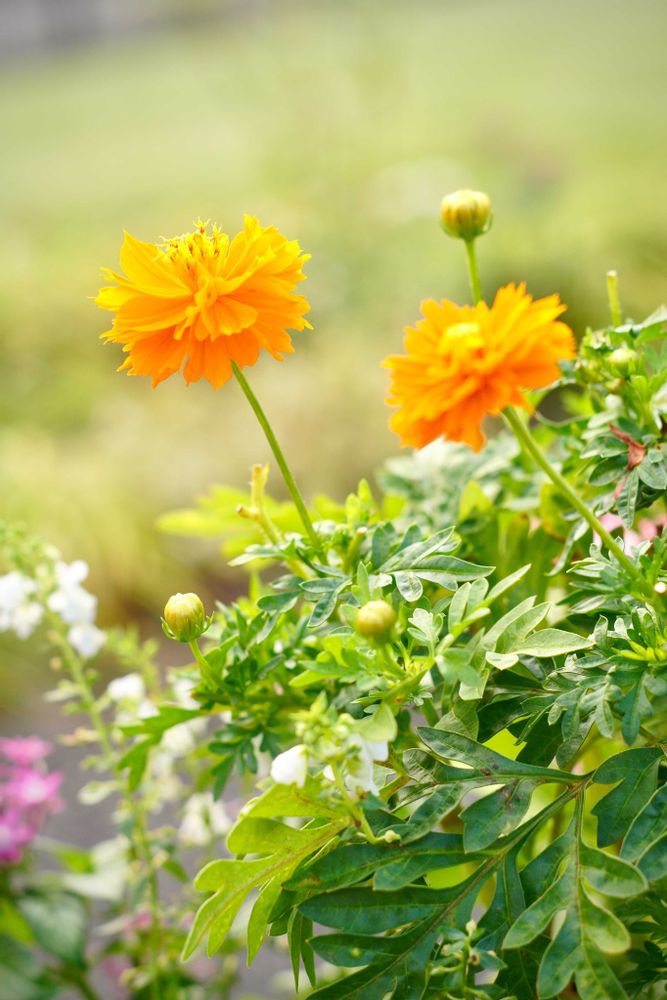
{"left": 1, "top": 0, "right": 666, "bottom": 629}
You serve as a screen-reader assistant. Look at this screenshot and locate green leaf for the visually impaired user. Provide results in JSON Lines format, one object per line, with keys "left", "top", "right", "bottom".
{"left": 0, "top": 935, "right": 59, "bottom": 1000}
{"left": 617, "top": 469, "right": 639, "bottom": 529}
{"left": 509, "top": 628, "right": 592, "bottom": 657}
{"left": 227, "top": 817, "right": 324, "bottom": 856}
{"left": 485, "top": 564, "right": 531, "bottom": 605}
{"left": 536, "top": 905, "right": 580, "bottom": 998}
{"left": 393, "top": 570, "right": 423, "bottom": 601}
{"left": 118, "top": 736, "right": 156, "bottom": 791}
{"left": 484, "top": 599, "right": 548, "bottom": 652}
{"left": 407, "top": 608, "right": 442, "bottom": 650}
{"left": 311, "top": 931, "right": 407, "bottom": 967}
{"left": 580, "top": 891, "right": 629, "bottom": 954}
{"left": 461, "top": 780, "right": 536, "bottom": 852}
{"left": 621, "top": 784, "right": 667, "bottom": 876}
{"left": 240, "top": 779, "right": 343, "bottom": 820}
{"left": 300, "top": 886, "right": 457, "bottom": 933}
{"left": 417, "top": 728, "right": 575, "bottom": 782}
{"left": 184, "top": 818, "right": 345, "bottom": 959}
{"left": 580, "top": 845, "right": 647, "bottom": 898}
{"left": 574, "top": 941, "right": 626, "bottom": 1000}
{"left": 247, "top": 876, "right": 282, "bottom": 965}
{"left": 357, "top": 702, "right": 397, "bottom": 743}
{"left": 592, "top": 747, "right": 662, "bottom": 847}
{"left": 17, "top": 893, "right": 87, "bottom": 967}
{"left": 504, "top": 867, "right": 574, "bottom": 949}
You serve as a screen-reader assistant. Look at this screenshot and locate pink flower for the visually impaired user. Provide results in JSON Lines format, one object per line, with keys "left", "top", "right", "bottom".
{"left": 0, "top": 736, "right": 53, "bottom": 767}
{"left": 0, "top": 737, "right": 63, "bottom": 866}
{"left": 0, "top": 808, "right": 36, "bottom": 864}
{"left": 4, "top": 769, "right": 63, "bottom": 811}
{"left": 598, "top": 513, "right": 641, "bottom": 549}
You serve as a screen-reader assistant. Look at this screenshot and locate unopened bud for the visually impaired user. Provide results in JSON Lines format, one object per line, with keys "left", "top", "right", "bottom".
{"left": 355, "top": 600, "right": 396, "bottom": 638}
{"left": 440, "top": 189, "right": 492, "bottom": 242}
{"left": 163, "top": 592, "right": 208, "bottom": 643}
{"left": 383, "top": 829, "right": 401, "bottom": 844}
{"left": 607, "top": 346, "right": 637, "bottom": 374}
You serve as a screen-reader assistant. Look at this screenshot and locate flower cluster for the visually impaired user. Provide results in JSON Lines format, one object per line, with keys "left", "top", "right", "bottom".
{"left": 270, "top": 707, "right": 390, "bottom": 798}
{"left": 0, "top": 737, "right": 63, "bottom": 865}
{"left": 0, "top": 557, "right": 105, "bottom": 659}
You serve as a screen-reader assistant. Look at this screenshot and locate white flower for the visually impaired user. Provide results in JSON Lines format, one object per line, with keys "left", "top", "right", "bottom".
{"left": 149, "top": 752, "right": 183, "bottom": 804}
{"left": 12, "top": 600, "right": 44, "bottom": 640}
{"left": 47, "top": 560, "right": 97, "bottom": 625}
{"left": 0, "top": 571, "right": 43, "bottom": 639}
{"left": 68, "top": 623, "right": 106, "bottom": 659}
{"left": 161, "top": 717, "right": 206, "bottom": 756}
{"left": 107, "top": 673, "right": 145, "bottom": 703}
{"left": 344, "top": 734, "right": 389, "bottom": 796}
{"left": 270, "top": 744, "right": 308, "bottom": 787}
{"left": 178, "top": 792, "right": 231, "bottom": 846}
{"left": 171, "top": 676, "right": 199, "bottom": 708}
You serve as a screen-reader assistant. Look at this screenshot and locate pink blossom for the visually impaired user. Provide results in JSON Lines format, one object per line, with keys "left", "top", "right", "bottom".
{"left": 0, "top": 740, "right": 63, "bottom": 866}
{"left": 598, "top": 513, "right": 641, "bottom": 549}
{"left": 0, "top": 736, "right": 53, "bottom": 767}
{"left": 4, "top": 769, "right": 63, "bottom": 811}
{"left": 0, "top": 807, "right": 36, "bottom": 864}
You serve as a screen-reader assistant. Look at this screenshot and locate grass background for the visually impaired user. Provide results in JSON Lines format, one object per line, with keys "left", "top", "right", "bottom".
{"left": 1, "top": 0, "right": 666, "bottom": 631}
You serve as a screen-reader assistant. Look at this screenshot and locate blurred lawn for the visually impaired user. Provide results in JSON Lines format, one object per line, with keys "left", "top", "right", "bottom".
{"left": 1, "top": 0, "right": 666, "bottom": 625}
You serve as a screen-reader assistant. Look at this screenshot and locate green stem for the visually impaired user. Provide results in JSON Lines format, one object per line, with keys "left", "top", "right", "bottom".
{"left": 232, "top": 362, "right": 322, "bottom": 554}
{"left": 463, "top": 239, "right": 483, "bottom": 304}
{"left": 49, "top": 622, "right": 114, "bottom": 763}
{"left": 503, "top": 407, "right": 646, "bottom": 592}
{"left": 189, "top": 638, "right": 217, "bottom": 687}
{"left": 134, "top": 807, "right": 162, "bottom": 1000}
{"left": 51, "top": 622, "right": 163, "bottom": 998}
{"left": 606, "top": 270, "right": 622, "bottom": 326}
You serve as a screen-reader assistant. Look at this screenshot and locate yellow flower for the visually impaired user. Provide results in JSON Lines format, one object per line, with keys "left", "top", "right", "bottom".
{"left": 383, "top": 283, "right": 575, "bottom": 451}
{"left": 96, "top": 217, "right": 311, "bottom": 388}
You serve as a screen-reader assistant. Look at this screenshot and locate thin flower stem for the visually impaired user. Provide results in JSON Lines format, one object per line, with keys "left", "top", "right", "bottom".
{"left": 51, "top": 623, "right": 163, "bottom": 999}
{"left": 49, "top": 623, "right": 114, "bottom": 763}
{"left": 503, "top": 406, "right": 647, "bottom": 593}
{"left": 606, "top": 270, "right": 623, "bottom": 326}
{"left": 463, "top": 239, "right": 483, "bottom": 305}
{"left": 189, "top": 638, "right": 217, "bottom": 687}
{"left": 232, "top": 362, "right": 322, "bottom": 554}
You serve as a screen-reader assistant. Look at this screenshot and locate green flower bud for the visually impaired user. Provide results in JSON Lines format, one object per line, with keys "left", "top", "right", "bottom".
{"left": 355, "top": 600, "right": 396, "bottom": 639}
{"left": 607, "top": 346, "right": 638, "bottom": 374}
{"left": 163, "top": 592, "right": 208, "bottom": 643}
{"left": 440, "top": 189, "right": 492, "bottom": 242}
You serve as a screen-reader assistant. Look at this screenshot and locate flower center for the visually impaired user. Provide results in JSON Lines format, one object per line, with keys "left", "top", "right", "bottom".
{"left": 162, "top": 220, "right": 229, "bottom": 268}
{"left": 439, "top": 322, "right": 483, "bottom": 352}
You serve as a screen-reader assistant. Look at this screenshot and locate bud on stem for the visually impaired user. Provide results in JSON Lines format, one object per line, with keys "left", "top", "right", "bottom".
{"left": 162, "top": 593, "right": 209, "bottom": 643}
{"left": 440, "top": 189, "right": 492, "bottom": 242}
{"left": 356, "top": 600, "right": 396, "bottom": 639}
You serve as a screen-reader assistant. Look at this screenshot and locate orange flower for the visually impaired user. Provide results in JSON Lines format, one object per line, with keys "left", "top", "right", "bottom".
{"left": 96, "top": 217, "right": 311, "bottom": 388}
{"left": 383, "top": 283, "right": 575, "bottom": 451}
